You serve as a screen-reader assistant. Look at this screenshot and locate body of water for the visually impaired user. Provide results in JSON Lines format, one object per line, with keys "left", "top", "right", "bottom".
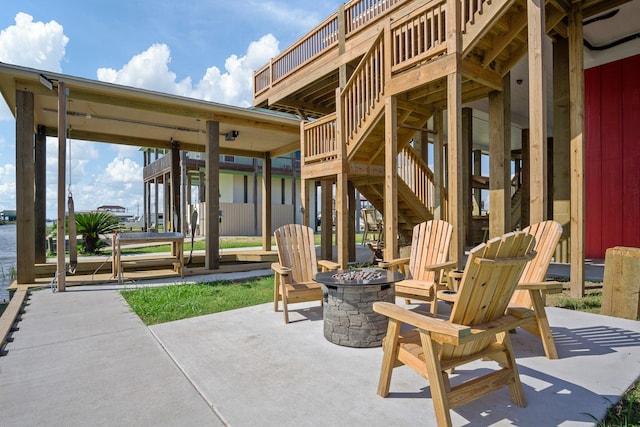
{"left": 1, "top": 224, "right": 17, "bottom": 301}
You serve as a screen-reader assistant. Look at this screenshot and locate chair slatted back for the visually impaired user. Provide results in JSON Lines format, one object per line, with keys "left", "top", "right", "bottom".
{"left": 442, "top": 232, "right": 535, "bottom": 360}
{"left": 408, "top": 220, "right": 453, "bottom": 282}
{"left": 510, "top": 221, "right": 563, "bottom": 307}
{"left": 274, "top": 224, "right": 318, "bottom": 284}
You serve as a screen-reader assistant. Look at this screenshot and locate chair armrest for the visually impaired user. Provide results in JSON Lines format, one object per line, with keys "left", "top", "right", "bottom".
{"left": 506, "top": 306, "right": 535, "bottom": 319}
{"left": 424, "top": 260, "right": 457, "bottom": 272}
{"left": 271, "top": 263, "right": 291, "bottom": 276}
{"left": 378, "top": 257, "right": 410, "bottom": 270}
{"left": 318, "top": 260, "right": 340, "bottom": 271}
{"left": 517, "top": 281, "right": 564, "bottom": 294}
{"left": 373, "top": 302, "right": 470, "bottom": 344}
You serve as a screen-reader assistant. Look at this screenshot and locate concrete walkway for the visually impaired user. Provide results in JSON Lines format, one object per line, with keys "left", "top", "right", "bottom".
{"left": 3, "top": 250, "right": 640, "bottom": 426}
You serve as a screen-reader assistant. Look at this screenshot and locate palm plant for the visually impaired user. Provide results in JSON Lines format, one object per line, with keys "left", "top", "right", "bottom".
{"left": 75, "top": 212, "right": 120, "bottom": 254}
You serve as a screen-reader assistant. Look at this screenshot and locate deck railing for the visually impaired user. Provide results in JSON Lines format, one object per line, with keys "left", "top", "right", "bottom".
{"left": 398, "top": 144, "right": 437, "bottom": 213}
{"left": 254, "top": 0, "right": 408, "bottom": 97}
{"left": 461, "top": 0, "right": 492, "bottom": 33}
{"left": 389, "top": 0, "right": 447, "bottom": 73}
{"left": 255, "top": 0, "right": 497, "bottom": 96}
{"left": 341, "top": 32, "right": 385, "bottom": 152}
{"left": 345, "top": 0, "right": 406, "bottom": 33}
{"left": 302, "top": 113, "right": 339, "bottom": 164}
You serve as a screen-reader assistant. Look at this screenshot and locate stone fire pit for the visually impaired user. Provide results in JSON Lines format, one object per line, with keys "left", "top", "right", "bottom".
{"left": 313, "top": 269, "right": 404, "bottom": 348}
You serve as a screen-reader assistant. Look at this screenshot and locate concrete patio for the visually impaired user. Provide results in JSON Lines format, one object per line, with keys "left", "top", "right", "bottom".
{"left": 1, "top": 263, "right": 639, "bottom": 426}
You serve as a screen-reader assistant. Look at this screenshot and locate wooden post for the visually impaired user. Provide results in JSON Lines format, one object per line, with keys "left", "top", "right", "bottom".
{"left": 16, "top": 90, "right": 36, "bottom": 284}
{"left": 527, "top": 0, "right": 548, "bottom": 224}
{"left": 568, "top": 4, "right": 585, "bottom": 297}
{"left": 434, "top": 108, "right": 444, "bottom": 220}
{"left": 300, "top": 177, "right": 309, "bottom": 227}
{"left": 205, "top": 120, "right": 220, "bottom": 270}
{"left": 56, "top": 82, "right": 67, "bottom": 292}
{"left": 348, "top": 182, "right": 356, "bottom": 263}
{"left": 521, "top": 128, "right": 530, "bottom": 228}
{"left": 489, "top": 73, "right": 511, "bottom": 237}
{"left": 447, "top": 0, "right": 464, "bottom": 267}
{"left": 321, "top": 179, "right": 333, "bottom": 261}
{"left": 262, "top": 152, "right": 272, "bottom": 251}
{"left": 35, "top": 125, "right": 47, "bottom": 263}
{"left": 472, "top": 149, "right": 481, "bottom": 216}
{"left": 384, "top": 95, "right": 398, "bottom": 260}
{"left": 462, "top": 108, "right": 472, "bottom": 245}
{"left": 170, "top": 140, "right": 181, "bottom": 233}
{"left": 602, "top": 247, "right": 640, "bottom": 320}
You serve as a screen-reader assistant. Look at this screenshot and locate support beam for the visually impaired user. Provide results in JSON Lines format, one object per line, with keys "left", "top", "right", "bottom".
{"left": 35, "top": 125, "right": 47, "bottom": 264}
{"left": 553, "top": 38, "right": 571, "bottom": 263}
{"left": 527, "top": 0, "right": 548, "bottom": 224}
{"left": 473, "top": 149, "right": 482, "bottom": 216}
{"left": 301, "top": 177, "right": 309, "bottom": 227}
{"left": 336, "top": 171, "right": 348, "bottom": 268}
{"left": 447, "top": 0, "right": 464, "bottom": 267}
{"left": 462, "top": 108, "right": 472, "bottom": 245}
{"left": 170, "top": 140, "right": 181, "bottom": 233}
{"left": 56, "top": 82, "right": 67, "bottom": 292}
{"left": 16, "top": 90, "right": 35, "bottom": 284}
{"left": 448, "top": 74, "right": 464, "bottom": 266}
{"left": 568, "top": 4, "right": 585, "bottom": 297}
{"left": 262, "top": 152, "right": 272, "bottom": 251}
{"left": 521, "top": 129, "right": 530, "bottom": 227}
{"left": 321, "top": 180, "right": 333, "bottom": 261}
{"left": 384, "top": 96, "right": 398, "bottom": 261}
{"left": 434, "top": 108, "right": 444, "bottom": 220}
{"left": 489, "top": 73, "right": 512, "bottom": 237}
{"left": 348, "top": 182, "right": 356, "bottom": 262}
{"left": 205, "top": 120, "right": 220, "bottom": 270}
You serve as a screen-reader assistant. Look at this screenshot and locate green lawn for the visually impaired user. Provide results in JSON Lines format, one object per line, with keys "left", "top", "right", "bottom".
{"left": 121, "top": 275, "right": 273, "bottom": 325}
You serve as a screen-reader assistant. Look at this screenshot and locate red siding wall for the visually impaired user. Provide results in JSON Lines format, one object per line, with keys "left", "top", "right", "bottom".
{"left": 585, "top": 54, "right": 640, "bottom": 258}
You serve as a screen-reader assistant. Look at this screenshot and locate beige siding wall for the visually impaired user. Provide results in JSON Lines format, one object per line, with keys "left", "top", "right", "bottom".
{"left": 190, "top": 202, "right": 297, "bottom": 236}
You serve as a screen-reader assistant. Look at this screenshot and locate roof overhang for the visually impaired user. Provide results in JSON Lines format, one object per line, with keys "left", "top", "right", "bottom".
{"left": 0, "top": 62, "right": 302, "bottom": 158}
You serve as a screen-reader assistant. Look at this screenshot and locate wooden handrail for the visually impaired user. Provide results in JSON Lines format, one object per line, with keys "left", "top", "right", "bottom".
{"left": 253, "top": 0, "right": 409, "bottom": 97}
{"left": 340, "top": 31, "right": 385, "bottom": 151}
{"left": 254, "top": 0, "right": 498, "bottom": 97}
{"left": 389, "top": 0, "right": 448, "bottom": 73}
{"left": 398, "top": 144, "right": 437, "bottom": 212}
{"left": 460, "top": 0, "right": 492, "bottom": 33}
{"left": 345, "top": 0, "right": 407, "bottom": 33}
{"left": 302, "top": 113, "right": 339, "bottom": 164}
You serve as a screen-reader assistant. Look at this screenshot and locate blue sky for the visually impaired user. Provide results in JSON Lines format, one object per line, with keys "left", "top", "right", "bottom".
{"left": 0, "top": 0, "right": 341, "bottom": 218}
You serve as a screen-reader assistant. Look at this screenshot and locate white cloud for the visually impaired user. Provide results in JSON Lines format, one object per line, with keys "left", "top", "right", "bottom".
{"left": 0, "top": 163, "right": 16, "bottom": 211}
{"left": 0, "top": 12, "right": 68, "bottom": 72}
{"left": 104, "top": 156, "right": 142, "bottom": 183}
{"left": 97, "top": 34, "right": 280, "bottom": 107}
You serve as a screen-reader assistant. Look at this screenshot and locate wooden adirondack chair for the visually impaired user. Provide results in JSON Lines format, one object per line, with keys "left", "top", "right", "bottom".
{"left": 510, "top": 220, "right": 564, "bottom": 359}
{"left": 373, "top": 231, "right": 536, "bottom": 427}
{"left": 379, "top": 220, "right": 455, "bottom": 315}
{"left": 272, "top": 224, "right": 339, "bottom": 324}
{"left": 361, "top": 207, "right": 383, "bottom": 245}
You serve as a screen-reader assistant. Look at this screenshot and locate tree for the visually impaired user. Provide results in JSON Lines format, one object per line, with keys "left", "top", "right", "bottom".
{"left": 75, "top": 212, "right": 120, "bottom": 254}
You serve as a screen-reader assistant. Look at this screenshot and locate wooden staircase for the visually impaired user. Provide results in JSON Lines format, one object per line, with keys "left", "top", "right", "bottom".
{"left": 301, "top": 0, "right": 532, "bottom": 242}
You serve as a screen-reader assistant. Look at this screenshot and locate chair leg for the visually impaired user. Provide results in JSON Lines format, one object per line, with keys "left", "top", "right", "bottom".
{"left": 498, "top": 331, "right": 527, "bottom": 407}
{"left": 529, "top": 290, "right": 559, "bottom": 359}
{"left": 377, "top": 319, "right": 401, "bottom": 397}
{"left": 419, "top": 332, "right": 453, "bottom": 427}
{"left": 282, "top": 291, "right": 290, "bottom": 324}
{"left": 430, "top": 294, "right": 439, "bottom": 317}
{"left": 273, "top": 274, "right": 280, "bottom": 312}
